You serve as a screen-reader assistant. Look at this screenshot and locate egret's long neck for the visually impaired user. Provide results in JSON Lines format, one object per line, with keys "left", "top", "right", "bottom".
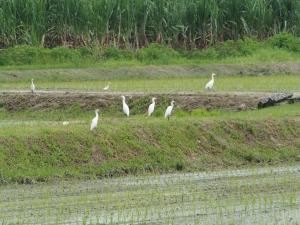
{"left": 211, "top": 75, "right": 214, "bottom": 81}
{"left": 31, "top": 80, "right": 34, "bottom": 84}
{"left": 171, "top": 102, "right": 174, "bottom": 107}
{"left": 152, "top": 99, "right": 156, "bottom": 104}
{"left": 95, "top": 111, "right": 99, "bottom": 119}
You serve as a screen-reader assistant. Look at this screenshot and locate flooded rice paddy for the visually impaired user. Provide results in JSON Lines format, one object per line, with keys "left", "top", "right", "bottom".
{"left": 1, "top": 166, "right": 299, "bottom": 224}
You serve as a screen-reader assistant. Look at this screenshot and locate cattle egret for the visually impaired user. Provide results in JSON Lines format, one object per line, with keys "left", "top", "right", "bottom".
{"left": 164, "top": 100, "right": 175, "bottom": 120}
{"left": 90, "top": 109, "right": 99, "bottom": 131}
{"left": 205, "top": 73, "right": 216, "bottom": 90}
{"left": 121, "top": 96, "right": 130, "bottom": 117}
{"left": 62, "top": 121, "right": 69, "bottom": 126}
{"left": 103, "top": 82, "right": 111, "bottom": 91}
{"left": 31, "top": 79, "right": 35, "bottom": 93}
{"left": 148, "top": 97, "right": 157, "bottom": 116}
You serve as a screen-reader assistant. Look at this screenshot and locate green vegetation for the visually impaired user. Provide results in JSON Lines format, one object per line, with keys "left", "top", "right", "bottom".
{"left": 2, "top": 34, "right": 300, "bottom": 67}
{"left": 1, "top": 167, "right": 299, "bottom": 224}
{"left": 0, "top": 44, "right": 299, "bottom": 184}
{"left": 0, "top": 36, "right": 298, "bottom": 70}
{"left": 0, "top": 0, "right": 299, "bottom": 48}
{"left": 0, "top": 74, "right": 299, "bottom": 92}
{"left": 1, "top": 1, "right": 300, "bottom": 223}
{"left": 0, "top": 103, "right": 299, "bottom": 183}
{"left": 0, "top": 61, "right": 298, "bottom": 185}
{"left": 0, "top": 100, "right": 299, "bottom": 121}
{"left": 0, "top": 46, "right": 86, "bottom": 66}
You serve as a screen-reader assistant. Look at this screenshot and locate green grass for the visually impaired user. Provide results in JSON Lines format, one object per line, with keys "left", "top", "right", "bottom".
{"left": 191, "top": 104, "right": 300, "bottom": 120}
{"left": 0, "top": 74, "right": 299, "bottom": 93}
{"left": 0, "top": 103, "right": 299, "bottom": 183}
{"left": 1, "top": 46, "right": 300, "bottom": 71}
{"left": 0, "top": 103, "right": 299, "bottom": 121}
{"left": 214, "top": 47, "right": 300, "bottom": 64}
{"left": 2, "top": 34, "right": 300, "bottom": 69}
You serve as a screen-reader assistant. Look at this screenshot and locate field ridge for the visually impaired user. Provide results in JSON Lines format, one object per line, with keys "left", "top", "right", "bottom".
{"left": 0, "top": 118, "right": 299, "bottom": 184}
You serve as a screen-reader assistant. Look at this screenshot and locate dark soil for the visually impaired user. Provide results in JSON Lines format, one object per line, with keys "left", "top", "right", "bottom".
{"left": 0, "top": 91, "right": 271, "bottom": 112}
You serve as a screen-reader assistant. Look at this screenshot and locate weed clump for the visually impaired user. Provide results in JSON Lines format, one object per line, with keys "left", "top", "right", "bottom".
{"left": 0, "top": 45, "right": 84, "bottom": 66}
{"left": 137, "top": 44, "right": 180, "bottom": 64}
{"left": 186, "top": 38, "right": 260, "bottom": 59}
{"left": 268, "top": 32, "right": 300, "bottom": 52}
{"left": 103, "top": 46, "right": 134, "bottom": 60}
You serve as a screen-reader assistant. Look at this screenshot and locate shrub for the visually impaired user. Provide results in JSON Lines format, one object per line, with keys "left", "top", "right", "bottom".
{"left": 49, "top": 47, "right": 81, "bottom": 63}
{"left": 0, "top": 46, "right": 85, "bottom": 66}
{"left": 185, "top": 48, "right": 218, "bottom": 60}
{"left": 267, "top": 32, "right": 300, "bottom": 52}
{"left": 186, "top": 38, "right": 260, "bottom": 60}
{"left": 136, "top": 44, "right": 180, "bottom": 63}
{"left": 214, "top": 38, "right": 260, "bottom": 58}
{"left": 103, "top": 46, "right": 134, "bottom": 60}
{"left": 0, "top": 45, "right": 43, "bottom": 65}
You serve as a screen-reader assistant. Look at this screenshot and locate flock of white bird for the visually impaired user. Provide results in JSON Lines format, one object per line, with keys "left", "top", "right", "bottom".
{"left": 90, "top": 96, "right": 175, "bottom": 130}
{"left": 30, "top": 73, "right": 216, "bottom": 131}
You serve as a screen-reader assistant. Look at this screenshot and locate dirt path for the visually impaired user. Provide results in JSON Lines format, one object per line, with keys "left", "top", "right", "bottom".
{"left": 1, "top": 90, "right": 299, "bottom": 111}
{"left": 2, "top": 89, "right": 297, "bottom": 95}
{"left": 0, "top": 90, "right": 276, "bottom": 111}
{"left": 1, "top": 166, "right": 299, "bottom": 224}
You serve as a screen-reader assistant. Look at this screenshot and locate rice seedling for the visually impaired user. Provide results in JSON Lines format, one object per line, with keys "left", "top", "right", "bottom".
{"left": 1, "top": 166, "right": 298, "bottom": 224}
{"left": 0, "top": 74, "right": 300, "bottom": 94}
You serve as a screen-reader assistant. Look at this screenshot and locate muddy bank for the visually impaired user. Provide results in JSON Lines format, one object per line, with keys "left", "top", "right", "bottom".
{"left": 0, "top": 91, "right": 271, "bottom": 111}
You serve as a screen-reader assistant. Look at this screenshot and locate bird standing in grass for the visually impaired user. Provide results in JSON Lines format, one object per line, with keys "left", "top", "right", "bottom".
{"left": 164, "top": 100, "right": 175, "bottom": 120}
{"left": 62, "top": 121, "right": 69, "bottom": 126}
{"left": 103, "top": 82, "right": 111, "bottom": 91}
{"left": 122, "top": 96, "right": 130, "bottom": 117}
{"left": 148, "top": 97, "right": 157, "bottom": 116}
{"left": 31, "top": 79, "right": 35, "bottom": 93}
{"left": 90, "top": 109, "right": 99, "bottom": 131}
{"left": 205, "top": 73, "right": 216, "bottom": 90}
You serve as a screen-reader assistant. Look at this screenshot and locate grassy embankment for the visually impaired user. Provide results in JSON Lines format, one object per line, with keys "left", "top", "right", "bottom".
{"left": 0, "top": 103, "right": 299, "bottom": 184}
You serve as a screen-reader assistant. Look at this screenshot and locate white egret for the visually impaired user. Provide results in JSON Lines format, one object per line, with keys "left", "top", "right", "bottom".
{"left": 103, "top": 82, "right": 111, "bottom": 91}
{"left": 121, "top": 96, "right": 130, "bottom": 117}
{"left": 164, "top": 100, "right": 175, "bottom": 120}
{"left": 148, "top": 97, "right": 157, "bottom": 116}
{"left": 62, "top": 121, "right": 69, "bottom": 126}
{"left": 90, "top": 109, "right": 99, "bottom": 131}
{"left": 205, "top": 73, "right": 216, "bottom": 90}
{"left": 31, "top": 79, "right": 35, "bottom": 93}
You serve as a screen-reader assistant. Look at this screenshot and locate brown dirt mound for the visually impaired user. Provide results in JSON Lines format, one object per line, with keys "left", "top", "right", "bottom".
{"left": 0, "top": 91, "right": 270, "bottom": 111}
